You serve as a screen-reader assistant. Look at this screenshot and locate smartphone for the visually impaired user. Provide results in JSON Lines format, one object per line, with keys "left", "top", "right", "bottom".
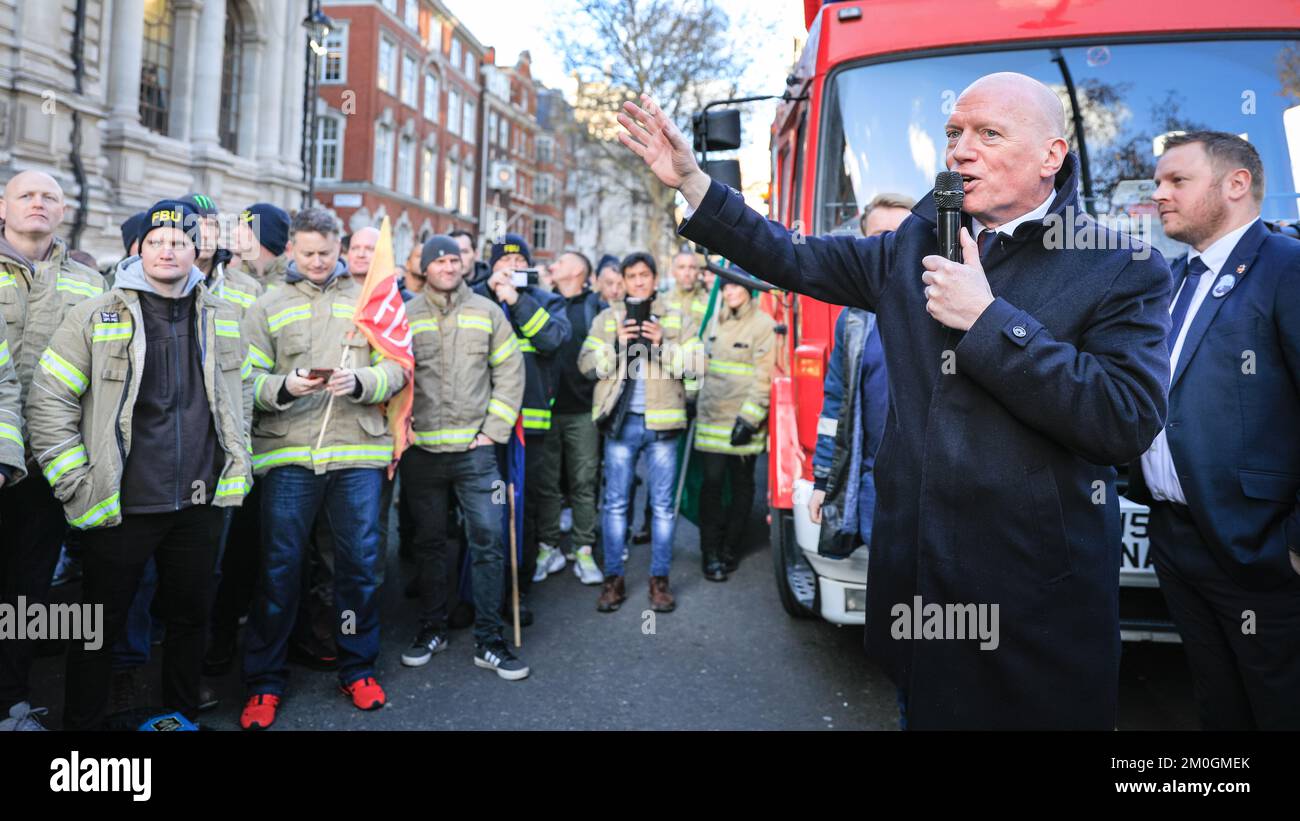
{"left": 306, "top": 368, "right": 334, "bottom": 381}
{"left": 510, "top": 268, "right": 540, "bottom": 288}
{"left": 625, "top": 297, "right": 651, "bottom": 325}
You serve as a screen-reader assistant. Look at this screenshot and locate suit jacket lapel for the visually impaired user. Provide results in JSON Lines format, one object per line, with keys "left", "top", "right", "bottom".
{"left": 1171, "top": 220, "right": 1267, "bottom": 391}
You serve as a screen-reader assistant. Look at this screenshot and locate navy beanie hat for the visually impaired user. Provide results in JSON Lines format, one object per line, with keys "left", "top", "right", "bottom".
{"left": 142, "top": 198, "right": 203, "bottom": 246}
{"left": 488, "top": 233, "right": 532, "bottom": 270}
{"left": 242, "top": 203, "right": 290, "bottom": 256}
{"left": 595, "top": 253, "right": 620, "bottom": 274}
{"left": 120, "top": 210, "right": 149, "bottom": 254}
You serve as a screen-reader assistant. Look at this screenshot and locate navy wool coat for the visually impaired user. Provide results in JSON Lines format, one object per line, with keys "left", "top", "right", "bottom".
{"left": 679, "top": 153, "right": 1172, "bottom": 728}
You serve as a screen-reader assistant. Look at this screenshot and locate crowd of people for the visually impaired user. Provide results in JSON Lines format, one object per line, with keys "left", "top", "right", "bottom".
{"left": 0, "top": 170, "right": 781, "bottom": 731}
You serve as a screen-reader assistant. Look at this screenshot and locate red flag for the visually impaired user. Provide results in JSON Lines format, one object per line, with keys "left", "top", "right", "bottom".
{"left": 353, "top": 217, "right": 414, "bottom": 476}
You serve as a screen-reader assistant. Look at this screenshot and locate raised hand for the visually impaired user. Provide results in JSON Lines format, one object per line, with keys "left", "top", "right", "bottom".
{"left": 616, "top": 94, "right": 711, "bottom": 208}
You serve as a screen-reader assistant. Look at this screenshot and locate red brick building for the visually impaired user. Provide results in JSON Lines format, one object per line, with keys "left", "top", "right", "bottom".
{"left": 315, "top": 0, "right": 484, "bottom": 264}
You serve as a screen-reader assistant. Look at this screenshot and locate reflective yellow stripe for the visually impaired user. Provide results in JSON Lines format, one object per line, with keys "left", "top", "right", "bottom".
{"left": 268, "top": 304, "right": 312, "bottom": 332}
{"left": 246, "top": 344, "right": 274, "bottom": 370}
{"left": 0, "top": 422, "right": 23, "bottom": 449}
{"left": 519, "top": 307, "right": 549, "bottom": 337}
{"left": 517, "top": 337, "right": 537, "bottom": 354}
{"left": 0, "top": 339, "right": 10, "bottom": 367}
{"left": 488, "top": 336, "right": 518, "bottom": 366}
{"left": 696, "top": 432, "right": 766, "bottom": 454}
{"left": 581, "top": 335, "right": 605, "bottom": 350}
{"left": 252, "top": 446, "right": 311, "bottom": 470}
{"left": 369, "top": 349, "right": 385, "bottom": 365}
{"left": 331, "top": 302, "right": 355, "bottom": 319}
{"left": 603, "top": 319, "right": 617, "bottom": 332}
{"left": 684, "top": 378, "right": 700, "bottom": 391}
{"left": 708, "top": 359, "right": 755, "bottom": 375}
{"left": 740, "top": 401, "right": 766, "bottom": 419}
{"left": 410, "top": 317, "right": 438, "bottom": 334}
{"left": 92, "top": 322, "right": 132, "bottom": 342}
{"left": 0, "top": 273, "right": 14, "bottom": 288}
{"left": 240, "top": 358, "right": 252, "bottom": 380}
{"left": 521, "top": 407, "right": 551, "bottom": 430}
{"left": 214, "top": 318, "right": 240, "bottom": 338}
{"left": 39, "top": 349, "right": 89, "bottom": 395}
{"left": 488, "top": 398, "right": 519, "bottom": 425}
{"left": 221, "top": 287, "right": 255, "bottom": 308}
{"left": 644, "top": 408, "right": 687, "bottom": 425}
{"left": 457, "top": 314, "right": 492, "bottom": 333}
{"left": 70, "top": 492, "right": 120, "bottom": 529}
{"left": 369, "top": 365, "right": 388, "bottom": 402}
{"left": 413, "top": 428, "right": 478, "bottom": 446}
{"left": 214, "top": 475, "right": 248, "bottom": 498}
{"left": 661, "top": 315, "right": 682, "bottom": 329}
{"left": 253, "top": 374, "right": 275, "bottom": 410}
{"left": 56, "top": 277, "right": 102, "bottom": 298}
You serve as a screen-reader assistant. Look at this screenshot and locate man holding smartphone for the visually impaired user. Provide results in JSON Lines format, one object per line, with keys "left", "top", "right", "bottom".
{"left": 579, "top": 252, "right": 705, "bottom": 613}
{"left": 472, "top": 234, "right": 571, "bottom": 619}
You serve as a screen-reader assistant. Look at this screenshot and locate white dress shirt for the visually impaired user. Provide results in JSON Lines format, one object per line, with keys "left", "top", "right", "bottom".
{"left": 971, "top": 188, "right": 1056, "bottom": 238}
{"left": 1139, "top": 217, "right": 1260, "bottom": 504}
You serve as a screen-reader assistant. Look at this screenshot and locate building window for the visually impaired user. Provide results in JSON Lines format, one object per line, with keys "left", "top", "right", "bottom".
{"left": 397, "top": 135, "right": 416, "bottom": 196}
{"left": 537, "top": 136, "right": 553, "bottom": 164}
{"left": 462, "top": 100, "right": 475, "bottom": 143}
{"left": 219, "top": 1, "right": 243, "bottom": 152}
{"left": 382, "top": 0, "right": 397, "bottom": 13}
{"left": 374, "top": 122, "right": 394, "bottom": 189}
{"left": 464, "top": 49, "right": 475, "bottom": 78}
{"left": 536, "top": 174, "right": 553, "bottom": 202}
{"left": 139, "top": 0, "right": 174, "bottom": 135}
{"left": 450, "top": 37, "right": 461, "bottom": 70}
{"left": 443, "top": 149, "right": 458, "bottom": 210}
{"left": 459, "top": 159, "right": 472, "bottom": 215}
{"left": 378, "top": 36, "right": 396, "bottom": 93}
{"left": 447, "top": 88, "right": 460, "bottom": 138}
{"left": 321, "top": 26, "right": 347, "bottom": 83}
{"left": 421, "top": 147, "right": 435, "bottom": 203}
{"left": 499, "top": 118, "right": 509, "bottom": 148}
{"left": 401, "top": 52, "right": 418, "bottom": 107}
{"left": 316, "top": 116, "right": 341, "bottom": 181}
{"left": 532, "top": 218, "right": 550, "bottom": 251}
{"left": 423, "top": 72, "right": 438, "bottom": 120}
{"left": 403, "top": 0, "right": 419, "bottom": 30}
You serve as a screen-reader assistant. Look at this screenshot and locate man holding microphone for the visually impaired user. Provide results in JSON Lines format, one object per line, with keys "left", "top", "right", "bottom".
{"left": 616, "top": 72, "right": 1172, "bottom": 729}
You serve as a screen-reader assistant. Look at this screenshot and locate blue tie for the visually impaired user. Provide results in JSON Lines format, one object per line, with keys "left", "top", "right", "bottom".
{"left": 977, "top": 228, "right": 999, "bottom": 260}
{"left": 1167, "top": 257, "right": 1208, "bottom": 351}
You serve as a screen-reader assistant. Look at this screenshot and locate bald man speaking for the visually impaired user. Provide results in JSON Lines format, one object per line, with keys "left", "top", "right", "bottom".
{"left": 618, "top": 73, "right": 1172, "bottom": 729}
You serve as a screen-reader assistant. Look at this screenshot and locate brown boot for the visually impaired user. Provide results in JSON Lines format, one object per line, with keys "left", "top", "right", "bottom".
{"left": 596, "top": 575, "right": 626, "bottom": 612}
{"left": 649, "top": 576, "right": 676, "bottom": 612}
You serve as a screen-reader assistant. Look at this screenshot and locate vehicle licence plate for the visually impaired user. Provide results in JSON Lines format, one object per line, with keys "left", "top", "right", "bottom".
{"left": 1119, "top": 496, "right": 1153, "bottom": 574}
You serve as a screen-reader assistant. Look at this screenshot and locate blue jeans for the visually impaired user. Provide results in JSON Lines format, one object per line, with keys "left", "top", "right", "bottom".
{"left": 242, "top": 467, "right": 383, "bottom": 695}
{"left": 601, "top": 414, "right": 678, "bottom": 578}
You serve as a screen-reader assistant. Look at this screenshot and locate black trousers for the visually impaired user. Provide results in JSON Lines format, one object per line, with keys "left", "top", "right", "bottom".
{"left": 65, "top": 505, "right": 224, "bottom": 729}
{"left": 696, "top": 451, "right": 757, "bottom": 566}
{"left": 209, "top": 484, "right": 261, "bottom": 656}
{"left": 0, "top": 473, "right": 68, "bottom": 712}
{"left": 1150, "top": 501, "right": 1300, "bottom": 730}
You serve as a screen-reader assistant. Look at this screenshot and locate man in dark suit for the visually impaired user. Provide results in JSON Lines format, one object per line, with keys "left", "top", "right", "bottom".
{"left": 1127, "top": 131, "right": 1300, "bottom": 730}
{"left": 616, "top": 72, "right": 1172, "bottom": 729}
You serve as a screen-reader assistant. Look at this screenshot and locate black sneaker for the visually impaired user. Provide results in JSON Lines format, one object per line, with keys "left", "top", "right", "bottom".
{"left": 473, "top": 641, "right": 530, "bottom": 681}
{"left": 401, "top": 626, "right": 449, "bottom": 667}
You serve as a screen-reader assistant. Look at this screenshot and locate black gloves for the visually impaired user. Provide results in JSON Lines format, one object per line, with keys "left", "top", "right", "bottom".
{"left": 730, "top": 417, "right": 758, "bottom": 447}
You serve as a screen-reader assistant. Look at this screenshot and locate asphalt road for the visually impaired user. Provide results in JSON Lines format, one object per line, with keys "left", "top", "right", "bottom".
{"left": 29, "top": 462, "right": 1198, "bottom": 730}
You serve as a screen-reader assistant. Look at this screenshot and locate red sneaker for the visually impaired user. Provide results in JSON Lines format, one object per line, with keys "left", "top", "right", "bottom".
{"left": 240, "top": 693, "right": 280, "bottom": 730}
{"left": 341, "top": 677, "right": 386, "bottom": 711}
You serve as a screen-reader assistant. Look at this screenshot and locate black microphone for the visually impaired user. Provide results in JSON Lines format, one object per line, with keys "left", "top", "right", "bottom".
{"left": 934, "top": 171, "right": 964, "bottom": 263}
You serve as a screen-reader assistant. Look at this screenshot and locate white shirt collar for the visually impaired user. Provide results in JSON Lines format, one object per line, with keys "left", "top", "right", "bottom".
{"left": 971, "top": 188, "right": 1056, "bottom": 238}
{"left": 1187, "top": 217, "right": 1260, "bottom": 276}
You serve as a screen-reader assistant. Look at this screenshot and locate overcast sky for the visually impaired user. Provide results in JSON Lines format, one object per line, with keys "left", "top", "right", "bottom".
{"left": 441, "top": 0, "right": 808, "bottom": 196}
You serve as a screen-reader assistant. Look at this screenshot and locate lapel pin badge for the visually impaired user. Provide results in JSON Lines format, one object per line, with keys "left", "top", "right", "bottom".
{"left": 1236, "top": 264, "right": 1246, "bottom": 274}
{"left": 1211, "top": 273, "right": 1236, "bottom": 299}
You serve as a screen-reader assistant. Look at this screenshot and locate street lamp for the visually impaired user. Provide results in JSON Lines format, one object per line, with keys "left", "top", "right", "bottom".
{"left": 300, "top": 3, "right": 336, "bottom": 208}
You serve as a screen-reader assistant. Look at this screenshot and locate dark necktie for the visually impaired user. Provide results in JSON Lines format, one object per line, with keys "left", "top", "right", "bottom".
{"left": 977, "top": 228, "right": 1000, "bottom": 261}
{"left": 1167, "top": 256, "right": 1208, "bottom": 351}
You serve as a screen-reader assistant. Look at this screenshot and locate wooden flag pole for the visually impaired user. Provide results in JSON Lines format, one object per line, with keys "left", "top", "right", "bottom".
{"left": 507, "top": 480, "right": 521, "bottom": 648}
{"left": 314, "top": 331, "right": 356, "bottom": 452}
